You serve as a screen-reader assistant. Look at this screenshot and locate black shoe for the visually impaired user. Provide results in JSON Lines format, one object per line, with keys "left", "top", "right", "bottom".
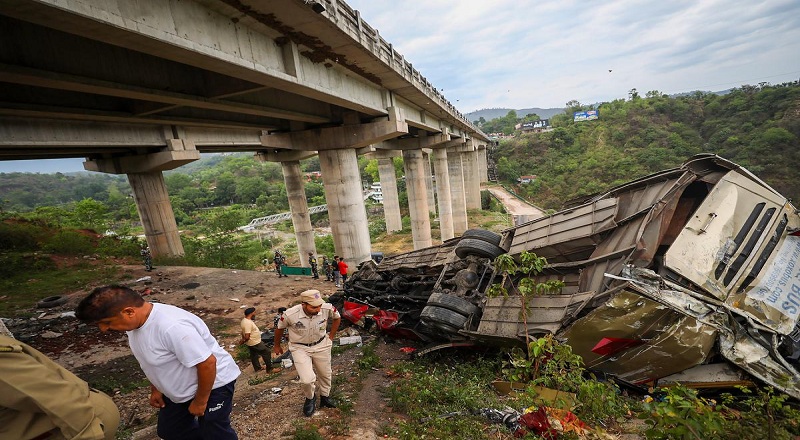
{"left": 320, "top": 396, "right": 337, "bottom": 408}
{"left": 303, "top": 396, "right": 316, "bottom": 416}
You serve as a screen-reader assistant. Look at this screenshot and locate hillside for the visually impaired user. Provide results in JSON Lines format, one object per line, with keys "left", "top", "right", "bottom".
{"left": 492, "top": 82, "right": 800, "bottom": 210}
{"left": 466, "top": 107, "right": 565, "bottom": 122}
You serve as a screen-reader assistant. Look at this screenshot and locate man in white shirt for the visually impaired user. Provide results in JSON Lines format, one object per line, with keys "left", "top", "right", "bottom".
{"left": 76, "top": 285, "right": 241, "bottom": 440}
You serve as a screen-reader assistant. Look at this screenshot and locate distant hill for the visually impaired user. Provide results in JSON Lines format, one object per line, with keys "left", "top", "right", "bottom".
{"left": 466, "top": 107, "right": 565, "bottom": 122}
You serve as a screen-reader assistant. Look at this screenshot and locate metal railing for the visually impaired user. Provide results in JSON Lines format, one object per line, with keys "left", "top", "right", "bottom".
{"left": 238, "top": 191, "right": 381, "bottom": 230}
{"left": 318, "top": 0, "right": 484, "bottom": 137}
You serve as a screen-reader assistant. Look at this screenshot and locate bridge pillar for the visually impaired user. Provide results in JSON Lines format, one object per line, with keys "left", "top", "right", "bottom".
{"left": 477, "top": 145, "right": 488, "bottom": 182}
{"left": 376, "top": 154, "right": 403, "bottom": 233}
{"left": 128, "top": 172, "right": 185, "bottom": 258}
{"left": 431, "top": 148, "right": 454, "bottom": 241}
{"left": 423, "top": 150, "right": 437, "bottom": 215}
{"left": 319, "top": 148, "right": 372, "bottom": 265}
{"left": 447, "top": 147, "right": 469, "bottom": 234}
{"left": 403, "top": 149, "right": 432, "bottom": 249}
{"left": 84, "top": 136, "right": 199, "bottom": 258}
{"left": 463, "top": 142, "right": 482, "bottom": 210}
{"left": 282, "top": 160, "right": 316, "bottom": 266}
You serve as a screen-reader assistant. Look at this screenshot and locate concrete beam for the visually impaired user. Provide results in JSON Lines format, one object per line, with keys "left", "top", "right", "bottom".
{"left": 0, "top": 63, "right": 332, "bottom": 124}
{"left": 85, "top": 139, "right": 200, "bottom": 174}
{"left": 373, "top": 132, "right": 450, "bottom": 151}
{"left": 261, "top": 107, "right": 409, "bottom": 151}
{"left": 255, "top": 149, "right": 317, "bottom": 163}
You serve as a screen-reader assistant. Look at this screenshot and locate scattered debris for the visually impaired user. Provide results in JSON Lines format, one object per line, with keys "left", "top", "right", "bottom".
{"left": 339, "top": 336, "right": 362, "bottom": 346}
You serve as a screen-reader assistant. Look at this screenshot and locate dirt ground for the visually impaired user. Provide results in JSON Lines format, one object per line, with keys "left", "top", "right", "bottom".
{"left": 4, "top": 264, "right": 412, "bottom": 440}
{"left": 486, "top": 186, "right": 546, "bottom": 219}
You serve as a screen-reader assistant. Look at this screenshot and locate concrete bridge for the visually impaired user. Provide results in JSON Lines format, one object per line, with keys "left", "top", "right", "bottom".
{"left": 0, "top": 0, "right": 491, "bottom": 265}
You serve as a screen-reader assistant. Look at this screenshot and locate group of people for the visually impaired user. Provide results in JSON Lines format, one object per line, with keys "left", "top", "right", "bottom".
{"left": 273, "top": 251, "right": 349, "bottom": 288}
{"left": 5, "top": 284, "right": 343, "bottom": 439}
{"left": 321, "top": 255, "right": 348, "bottom": 287}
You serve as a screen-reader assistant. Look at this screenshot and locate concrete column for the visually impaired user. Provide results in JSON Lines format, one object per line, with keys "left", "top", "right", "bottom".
{"left": 378, "top": 157, "right": 402, "bottom": 233}
{"left": 402, "top": 149, "right": 433, "bottom": 249}
{"left": 478, "top": 146, "right": 488, "bottom": 182}
{"left": 463, "top": 148, "right": 482, "bottom": 210}
{"left": 128, "top": 171, "right": 184, "bottom": 257}
{"left": 282, "top": 160, "right": 315, "bottom": 266}
{"left": 432, "top": 148, "right": 454, "bottom": 241}
{"left": 423, "top": 151, "right": 436, "bottom": 215}
{"left": 447, "top": 149, "right": 468, "bottom": 234}
{"left": 319, "top": 148, "right": 372, "bottom": 265}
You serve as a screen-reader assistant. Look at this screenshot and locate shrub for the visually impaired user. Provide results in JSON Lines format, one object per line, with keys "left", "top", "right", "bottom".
{"left": 0, "top": 253, "right": 56, "bottom": 278}
{"left": 42, "top": 230, "right": 95, "bottom": 255}
{"left": 0, "top": 222, "right": 41, "bottom": 251}
{"left": 96, "top": 236, "right": 141, "bottom": 258}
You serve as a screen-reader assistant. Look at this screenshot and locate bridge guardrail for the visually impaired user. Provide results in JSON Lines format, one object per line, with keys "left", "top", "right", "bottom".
{"left": 322, "top": 0, "right": 482, "bottom": 137}
{"left": 238, "top": 191, "right": 379, "bottom": 230}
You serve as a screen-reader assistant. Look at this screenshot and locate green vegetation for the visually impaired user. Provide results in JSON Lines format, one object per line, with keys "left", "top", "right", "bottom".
{"left": 641, "top": 385, "right": 800, "bottom": 440}
{"left": 285, "top": 420, "right": 324, "bottom": 440}
{"left": 489, "top": 82, "right": 800, "bottom": 210}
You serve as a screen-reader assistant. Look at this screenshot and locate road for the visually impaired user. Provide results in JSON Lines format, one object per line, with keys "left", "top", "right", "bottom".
{"left": 486, "top": 186, "right": 546, "bottom": 223}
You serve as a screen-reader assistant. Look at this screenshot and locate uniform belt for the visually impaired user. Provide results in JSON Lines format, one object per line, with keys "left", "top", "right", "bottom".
{"left": 294, "top": 336, "right": 326, "bottom": 347}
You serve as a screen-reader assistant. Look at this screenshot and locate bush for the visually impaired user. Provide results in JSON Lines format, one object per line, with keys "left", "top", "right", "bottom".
{"left": 96, "top": 236, "right": 141, "bottom": 258}
{"left": 42, "top": 230, "right": 95, "bottom": 255}
{"left": 0, "top": 253, "right": 56, "bottom": 278}
{"left": 368, "top": 218, "right": 386, "bottom": 236}
{"left": 0, "top": 222, "right": 41, "bottom": 251}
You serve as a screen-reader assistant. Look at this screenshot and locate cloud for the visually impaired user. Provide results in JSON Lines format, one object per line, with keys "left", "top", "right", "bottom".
{"left": 346, "top": 0, "right": 800, "bottom": 110}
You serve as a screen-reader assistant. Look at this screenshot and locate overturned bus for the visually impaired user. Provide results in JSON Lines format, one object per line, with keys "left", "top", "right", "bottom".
{"left": 335, "top": 154, "right": 800, "bottom": 398}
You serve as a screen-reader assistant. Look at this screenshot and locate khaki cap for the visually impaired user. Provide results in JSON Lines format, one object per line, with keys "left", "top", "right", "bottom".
{"left": 300, "top": 289, "right": 324, "bottom": 306}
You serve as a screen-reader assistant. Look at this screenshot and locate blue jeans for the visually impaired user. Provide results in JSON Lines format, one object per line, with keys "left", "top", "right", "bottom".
{"left": 156, "top": 381, "right": 238, "bottom": 440}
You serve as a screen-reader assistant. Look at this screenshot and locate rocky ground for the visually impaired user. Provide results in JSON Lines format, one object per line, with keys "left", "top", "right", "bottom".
{"left": 5, "top": 264, "right": 412, "bottom": 440}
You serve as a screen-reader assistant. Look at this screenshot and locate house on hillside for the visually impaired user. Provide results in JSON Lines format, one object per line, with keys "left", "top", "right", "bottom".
{"left": 517, "top": 175, "right": 536, "bottom": 184}
{"left": 515, "top": 119, "right": 550, "bottom": 133}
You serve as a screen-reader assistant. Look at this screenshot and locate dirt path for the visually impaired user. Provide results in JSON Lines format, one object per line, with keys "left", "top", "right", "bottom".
{"left": 486, "top": 186, "right": 545, "bottom": 221}
{"left": 4, "top": 264, "right": 407, "bottom": 439}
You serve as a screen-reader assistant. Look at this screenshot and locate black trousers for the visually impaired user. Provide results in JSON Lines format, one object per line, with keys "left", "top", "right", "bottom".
{"left": 247, "top": 342, "right": 271, "bottom": 370}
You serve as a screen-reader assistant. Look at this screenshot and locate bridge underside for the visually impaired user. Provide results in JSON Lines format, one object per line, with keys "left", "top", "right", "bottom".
{"left": 0, "top": 0, "right": 489, "bottom": 263}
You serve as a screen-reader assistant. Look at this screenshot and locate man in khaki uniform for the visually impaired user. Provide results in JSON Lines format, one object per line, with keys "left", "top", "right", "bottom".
{"left": 0, "top": 334, "right": 120, "bottom": 440}
{"left": 273, "top": 289, "right": 341, "bottom": 416}
{"left": 240, "top": 307, "right": 272, "bottom": 372}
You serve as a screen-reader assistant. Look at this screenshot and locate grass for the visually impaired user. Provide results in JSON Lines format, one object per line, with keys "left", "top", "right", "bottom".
{"left": 285, "top": 420, "right": 324, "bottom": 440}
{"left": 385, "top": 353, "right": 511, "bottom": 439}
{"left": 76, "top": 355, "right": 149, "bottom": 395}
{"left": 0, "top": 262, "right": 126, "bottom": 317}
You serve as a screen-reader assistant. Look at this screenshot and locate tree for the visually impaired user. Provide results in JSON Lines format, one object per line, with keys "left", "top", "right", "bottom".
{"left": 71, "top": 198, "right": 109, "bottom": 231}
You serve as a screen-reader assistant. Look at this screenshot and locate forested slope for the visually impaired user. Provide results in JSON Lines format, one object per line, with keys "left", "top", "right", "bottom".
{"left": 494, "top": 83, "right": 800, "bottom": 210}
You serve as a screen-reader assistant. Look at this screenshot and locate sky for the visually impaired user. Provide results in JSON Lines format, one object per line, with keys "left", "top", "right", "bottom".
{"left": 347, "top": 0, "right": 800, "bottom": 112}
{"left": 2, "top": 0, "right": 798, "bottom": 174}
